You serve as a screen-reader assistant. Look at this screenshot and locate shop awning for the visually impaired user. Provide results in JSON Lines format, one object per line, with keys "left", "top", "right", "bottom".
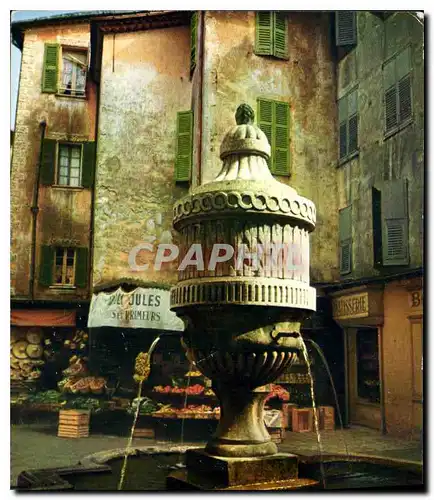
{"left": 11, "top": 309, "right": 76, "bottom": 327}
{"left": 87, "top": 286, "right": 184, "bottom": 331}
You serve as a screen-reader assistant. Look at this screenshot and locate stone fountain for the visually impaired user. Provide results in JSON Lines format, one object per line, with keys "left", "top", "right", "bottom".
{"left": 167, "top": 104, "right": 318, "bottom": 490}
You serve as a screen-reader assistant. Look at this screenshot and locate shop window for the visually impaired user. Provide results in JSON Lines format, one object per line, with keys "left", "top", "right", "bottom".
{"left": 383, "top": 46, "right": 412, "bottom": 136}
{"left": 42, "top": 44, "right": 88, "bottom": 97}
{"left": 356, "top": 328, "right": 380, "bottom": 403}
{"left": 338, "top": 87, "right": 358, "bottom": 163}
{"left": 175, "top": 111, "right": 193, "bottom": 183}
{"left": 257, "top": 98, "right": 290, "bottom": 176}
{"left": 255, "top": 12, "right": 288, "bottom": 60}
{"left": 39, "top": 246, "right": 88, "bottom": 288}
{"left": 40, "top": 139, "right": 95, "bottom": 188}
{"left": 339, "top": 205, "right": 352, "bottom": 275}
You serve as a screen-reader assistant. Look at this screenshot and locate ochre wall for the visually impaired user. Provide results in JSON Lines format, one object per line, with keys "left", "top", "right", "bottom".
{"left": 382, "top": 277, "right": 423, "bottom": 438}
{"left": 93, "top": 26, "right": 192, "bottom": 287}
{"left": 197, "top": 11, "right": 339, "bottom": 283}
{"left": 11, "top": 23, "right": 96, "bottom": 300}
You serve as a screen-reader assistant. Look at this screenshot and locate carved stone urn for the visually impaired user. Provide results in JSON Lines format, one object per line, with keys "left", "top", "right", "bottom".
{"left": 169, "top": 104, "right": 317, "bottom": 489}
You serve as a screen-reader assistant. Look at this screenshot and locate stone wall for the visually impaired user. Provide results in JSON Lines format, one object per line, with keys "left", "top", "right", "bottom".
{"left": 197, "top": 11, "right": 339, "bottom": 283}
{"left": 93, "top": 26, "right": 192, "bottom": 287}
{"left": 11, "top": 23, "right": 96, "bottom": 299}
{"left": 336, "top": 12, "right": 424, "bottom": 279}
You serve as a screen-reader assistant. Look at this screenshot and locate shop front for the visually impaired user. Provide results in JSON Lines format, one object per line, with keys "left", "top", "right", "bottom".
{"left": 331, "top": 286, "right": 385, "bottom": 431}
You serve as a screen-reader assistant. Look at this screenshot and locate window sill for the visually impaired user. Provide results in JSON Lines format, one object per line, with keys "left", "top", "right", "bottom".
{"left": 55, "top": 93, "right": 86, "bottom": 100}
{"left": 337, "top": 150, "right": 359, "bottom": 167}
{"left": 384, "top": 118, "right": 413, "bottom": 140}
{"left": 49, "top": 285, "right": 77, "bottom": 291}
{"left": 51, "top": 185, "right": 85, "bottom": 191}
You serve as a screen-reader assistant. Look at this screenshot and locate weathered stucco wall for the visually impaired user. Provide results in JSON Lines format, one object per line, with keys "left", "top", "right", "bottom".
{"left": 93, "top": 26, "right": 192, "bottom": 287}
{"left": 337, "top": 12, "right": 424, "bottom": 279}
{"left": 11, "top": 24, "right": 96, "bottom": 299}
{"left": 198, "top": 11, "right": 339, "bottom": 283}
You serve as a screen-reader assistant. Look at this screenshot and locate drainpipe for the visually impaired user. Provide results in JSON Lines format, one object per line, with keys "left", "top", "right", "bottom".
{"left": 29, "top": 120, "right": 47, "bottom": 299}
{"left": 197, "top": 10, "right": 205, "bottom": 187}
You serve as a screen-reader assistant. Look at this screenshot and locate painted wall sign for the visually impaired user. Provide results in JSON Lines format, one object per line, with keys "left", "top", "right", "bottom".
{"left": 332, "top": 292, "right": 369, "bottom": 320}
{"left": 88, "top": 287, "right": 184, "bottom": 331}
{"left": 409, "top": 289, "right": 423, "bottom": 308}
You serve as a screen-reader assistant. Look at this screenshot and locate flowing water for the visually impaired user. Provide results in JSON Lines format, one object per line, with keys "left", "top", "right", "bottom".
{"left": 298, "top": 336, "right": 326, "bottom": 489}
{"left": 304, "top": 339, "right": 349, "bottom": 458}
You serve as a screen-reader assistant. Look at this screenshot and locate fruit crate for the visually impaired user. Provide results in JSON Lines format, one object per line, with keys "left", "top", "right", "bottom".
{"left": 268, "top": 428, "right": 285, "bottom": 444}
{"left": 291, "top": 408, "right": 313, "bottom": 433}
{"left": 58, "top": 410, "right": 90, "bottom": 438}
{"left": 319, "top": 406, "right": 335, "bottom": 430}
{"left": 133, "top": 427, "right": 155, "bottom": 438}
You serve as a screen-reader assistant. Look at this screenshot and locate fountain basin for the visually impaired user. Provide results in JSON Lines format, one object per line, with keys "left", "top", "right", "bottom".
{"left": 15, "top": 447, "right": 423, "bottom": 491}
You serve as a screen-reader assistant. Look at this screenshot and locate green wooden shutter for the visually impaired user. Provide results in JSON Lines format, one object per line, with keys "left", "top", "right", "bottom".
{"left": 39, "top": 246, "right": 54, "bottom": 286}
{"left": 336, "top": 12, "right": 357, "bottom": 46}
{"left": 372, "top": 187, "right": 383, "bottom": 266}
{"left": 273, "top": 12, "right": 288, "bottom": 59}
{"left": 190, "top": 12, "right": 198, "bottom": 76}
{"left": 348, "top": 89, "right": 358, "bottom": 154}
{"left": 339, "top": 206, "right": 352, "bottom": 275}
{"left": 42, "top": 44, "right": 59, "bottom": 93}
{"left": 40, "top": 139, "right": 57, "bottom": 185}
{"left": 81, "top": 142, "right": 96, "bottom": 188}
{"left": 175, "top": 111, "right": 193, "bottom": 182}
{"left": 338, "top": 96, "right": 348, "bottom": 159}
{"left": 75, "top": 247, "right": 89, "bottom": 287}
{"left": 274, "top": 101, "right": 290, "bottom": 175}
{"left": 256, "top": 12, "right": 273, "bottom": 56}
{"left": 257, "top": 98, "right": 273, "bottom": 168}
{"left": 384, "top": 57, "right": 398, "bottom": 132}
{"left": 381, "top": 179, "right": 409, "bottom": 266}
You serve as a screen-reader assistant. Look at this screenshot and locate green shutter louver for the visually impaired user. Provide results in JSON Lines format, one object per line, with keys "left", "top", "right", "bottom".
{"left": 258, "top": 98, "right": 290, "bottom": 176}
{"left": 39, "top": 245, "right": 54, "bottom": 286}
{"left": 175, "top": 111, "right": 193, "bottom": 182}
{"left": 40, "top": 139, "right": 57, "bottom": 185}
{"left": 274, "top": 101, "right": 290, "bottom": 175}
{"left": 381, "top": 179, "right": 409, "bottom": 266}
{"left": 339, "top": 206, "right": 352, "bottom": 275}
{"left": 75, "top": 247, "right": 89, "bottom": 288}
{"left": 398, "top": 75, "right": 412, "bottom": 123}
{"left": 256, "top": 12, "right": 273, "bottom": 56}
{"left": 336, "top": 12, "right": 357, "bottom": 47}
{"left": 372, "top": 187, "right": 383, "bottom": 266}
{"left": 190, "top": 12, "right": 198, "bottom": 76}
{"left": 273, "top": 13, "right": 288, "bottom": 59}
{"left": 82, "top": 142, "right": 96, "bottom": 188}
{"left": 42, "top": 44, "right": 59, "bottom": 93}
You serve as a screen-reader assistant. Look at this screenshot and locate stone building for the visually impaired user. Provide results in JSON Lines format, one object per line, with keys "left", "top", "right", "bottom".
{"left": 11, "top": 11, "right": 423, "bottom": 436}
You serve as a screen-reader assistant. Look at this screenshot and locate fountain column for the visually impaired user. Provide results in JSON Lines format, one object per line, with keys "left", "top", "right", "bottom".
{"left": 167, "top": 104, "right": 318, "bottom": 490}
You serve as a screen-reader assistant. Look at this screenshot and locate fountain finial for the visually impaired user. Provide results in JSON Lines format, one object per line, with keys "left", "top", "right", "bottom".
{"left": 235, "top": 103, "right": 255, "bottom": 125}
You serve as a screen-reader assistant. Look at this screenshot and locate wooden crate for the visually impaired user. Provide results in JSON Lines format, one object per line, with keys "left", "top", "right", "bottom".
{"left": 319, "top": 406, "right": 335, "bottom": 430}
{"left": 282, "top": 403, "right": 297, "bottom": 429}
{"left": 58, "top": 410, "right": 90, "bottom": 438}
{"left": 133, "top": 427, "right": 155, "bottom": 438}
{"left": 291, "top": 408, "right": 313, "bottom": 433}
{"left": 268, "top": 428, "right": 285, "bottom": 443}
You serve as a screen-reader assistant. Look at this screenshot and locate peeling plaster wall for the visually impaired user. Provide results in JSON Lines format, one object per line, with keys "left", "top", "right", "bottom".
{"left": 198, "top": 11, "right": 339, "bottom": 283}
{"left": 336, "top": 12, "right": 424, "bottom": 279}
{"left": 11, "top": 24, "right": 96, "bottom": 299}
{"left": 93, "top": 26, "right": 192, "bottom": 287}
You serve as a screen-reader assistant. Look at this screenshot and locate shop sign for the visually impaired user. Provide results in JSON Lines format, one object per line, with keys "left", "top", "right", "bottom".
{"left": 409, "top": 289, "right": 423, "bottom": 308}
{"left": 332, "top": 292, "right": 369, "bottom": 320}
{"left": 88, "top": 287, "right": 184, "bottom": 331}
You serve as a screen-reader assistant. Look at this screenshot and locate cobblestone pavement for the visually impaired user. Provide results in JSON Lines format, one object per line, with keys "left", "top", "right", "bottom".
{"left": 11, "top": 423, "right": 423, "bottom": 488}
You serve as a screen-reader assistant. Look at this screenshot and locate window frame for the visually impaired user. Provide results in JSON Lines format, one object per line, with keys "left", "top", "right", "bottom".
{"left": 338, "top": 85, "right": 359, "bottom": 165}
{"left": 54, "top": 142, "right": 84, "bottom": 188}
{"left": 57, "top": 45, "right": 88, "bottom": 99}
{"left": 52, "top": 247, "right": 77, "bottom": 287}
{"left": 383, "top": 44, "right": 413, "bottom": 139}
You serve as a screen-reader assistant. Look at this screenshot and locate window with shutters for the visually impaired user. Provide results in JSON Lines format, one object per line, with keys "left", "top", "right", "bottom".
{"left": 39, "top": 246, "right": 88, "bottom": 288}
{"left": 383, "top": 46, "right": 413, "bottom": 136}
{"left": 42, "top": 43, "right": 87, "bottom": 97}
{"left": 41, "top": 139, "right": 95, "bottom": 189}
{"left": 335, "top": 12, "right": 357, "bottom": 47}
{"left": 255, "top": 12, "right": 288, "bottom": 60}
{"left": 338, "top": 88, "right": 358, "bottom": 163}
{"left": 57, "top": 143, "right": 82, "bottom": 187}
{"left": 257, "top": 98, "right": 290, "bottom": 176}
{"left": 190, "top": 12, "right": 198, "bottom": 77}
{"left": 339, "top": 206, "right": 352, "bottom": 275}
{"left": 175, "top": 111, "right": 193, "bottom": 182}
{"left": 380, "top": 179, "right": 409, "bottom": 266}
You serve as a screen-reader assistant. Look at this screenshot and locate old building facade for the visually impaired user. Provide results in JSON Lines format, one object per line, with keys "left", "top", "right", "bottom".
{"left": 11, "top": 11, "right": 423, "bottom": 436}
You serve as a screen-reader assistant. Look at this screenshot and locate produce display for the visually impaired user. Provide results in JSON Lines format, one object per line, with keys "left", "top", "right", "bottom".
{"left": 128, "top": 397, "right": 159, "bottom": 415}
{"left": 133, "top": 352, "right": 151, "bottom": 383}
{"left": 153, "top": 384, "right": 205, "bottom": 395}
{"left": 11, "top": 328, "right": 45, "bottom": 382}
{"left": 264, "top": 384, "right": 290, "bottom": 403}
{"left": 58, "top": 357, "right": 107, "bottom": 395}
{"left": 152, "top": 404, "right": 220, "bottom": 418}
